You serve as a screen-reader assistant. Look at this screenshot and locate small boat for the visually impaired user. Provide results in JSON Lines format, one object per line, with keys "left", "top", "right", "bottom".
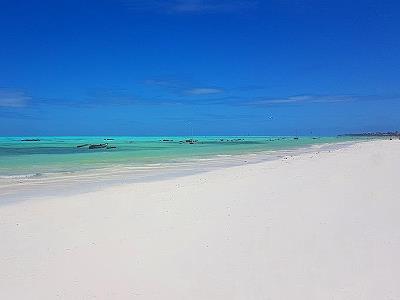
{"left": 89, "top": 143, "right": 108, "bottom": 149}
{"left": 76, "top": 144, "right": 89, "bottom": 148}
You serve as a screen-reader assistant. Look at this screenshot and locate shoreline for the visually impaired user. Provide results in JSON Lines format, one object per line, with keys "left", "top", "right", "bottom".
{"left": 0, "top": 135, "right": 364, "bottom": 178}
{"left": 1, "top": 140, "right": 360, "bottom": 203}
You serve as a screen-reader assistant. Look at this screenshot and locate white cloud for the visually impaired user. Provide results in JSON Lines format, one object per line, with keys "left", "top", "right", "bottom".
{"left": 186, "top": 87, "right": 224, "bottom": 95}
{"left": 249, "top": 95, "right": 355, "bottom": 106}
{"left": 0, "top": 89, "right": 31, "bottom": 108}
{"left": 122, "top": 0, "right": 257, "bottom": 14}
{"left": 172, "top": 1, "right": 239, "bottom": 13}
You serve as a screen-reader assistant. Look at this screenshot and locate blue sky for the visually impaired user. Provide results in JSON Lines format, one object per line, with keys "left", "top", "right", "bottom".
{"left": 0, "top": 0, "right": 399, "bottom": 136}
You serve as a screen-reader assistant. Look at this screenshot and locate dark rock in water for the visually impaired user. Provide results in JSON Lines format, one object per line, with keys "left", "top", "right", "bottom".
{"left": 223, "top": 138, "right": 245, "bottom": 142}
{"left": 178, "top": 139, "right": 198, "bottom": 144}
{"left": 89, "top": 143, "right": 108, "bottom": 149}
{"left": 104, "top": 138, "right": 114, "bottom": 141}
{"left": 161, "top": 139, "right": 174, "bottom": 142}
{"left": 21, "top": 139, "right": 40, "bottom": 142}
{"left": 294, "top": 137, "right": 299, "bottom": 140}
{"left": 77, "top": 144, "right": 89, "bottom": 148}
{"left": 185, "top": 139, "right": 198, "bottom": 144}
{"left": 107, "top": 146, "right": 117, "bottom": 149}
{"left": 312, "top": 137, "right": 318, "bottom": 140}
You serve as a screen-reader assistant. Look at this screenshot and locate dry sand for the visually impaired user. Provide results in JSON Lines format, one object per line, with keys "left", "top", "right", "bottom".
{"left": 1, "top": 140, "right": 399, "bottom": 299}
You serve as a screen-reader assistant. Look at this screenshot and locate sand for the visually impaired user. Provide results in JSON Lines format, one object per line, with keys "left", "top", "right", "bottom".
{"left": 1, "top": 139, "right": 399, "bottom": 299}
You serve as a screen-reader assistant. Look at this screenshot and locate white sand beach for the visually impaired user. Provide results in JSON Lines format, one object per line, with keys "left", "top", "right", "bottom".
{"left": 1, "top": 139, "right": 399, "bottom": 299}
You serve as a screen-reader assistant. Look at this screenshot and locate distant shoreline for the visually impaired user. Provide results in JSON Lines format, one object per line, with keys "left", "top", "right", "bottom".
{"left": 339, "top": 131, "right": 400, "bottom": 137}
{"left": 0, "top": 138, "right": 361, "bottom": 203}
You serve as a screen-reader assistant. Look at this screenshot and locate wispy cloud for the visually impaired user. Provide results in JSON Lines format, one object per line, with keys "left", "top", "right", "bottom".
{"left": 0, "top": 89, "right": 31, "bottom": 108}
{"left": 34, "top": 89, "right": 146, "bottom": 108}
{"left": 172, "top": 0, "right": 256, "bottom": 13}
{"left": 32, "top": 92, "right": 399, "bottom": 109}
{"left": 0, "top": 110, "right": 41, "bottom": 120}
{"left": 7, "top": 83, "right": 399, "bottom": 112}
{"left": 246, "top": 94, "right": 357, "bottom": 106}
{"left": 186, "top": 87, "right": 224, "bottom": 95}
{"left": 142, "top": 78, "right": 184, "bottom": 94}
{"left": 121, "top": 0, "right": 257, "bottom": 14}
{"left": 143, "top": 77, "right": 225, "bottom": 97}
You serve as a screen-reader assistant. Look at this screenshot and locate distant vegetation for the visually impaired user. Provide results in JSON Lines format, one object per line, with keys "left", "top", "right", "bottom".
{"left": 339, "top": 131, "right": 400, "bottom": 137}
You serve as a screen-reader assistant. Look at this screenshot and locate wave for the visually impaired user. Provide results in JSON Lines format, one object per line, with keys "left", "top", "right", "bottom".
{"left": 0, "top": 173, "right": 42, "bottom": 179}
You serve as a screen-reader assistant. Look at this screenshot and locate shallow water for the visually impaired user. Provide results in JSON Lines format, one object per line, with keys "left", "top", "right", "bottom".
{"left": 0, "top": 135, "right": 364, "bottom": 178}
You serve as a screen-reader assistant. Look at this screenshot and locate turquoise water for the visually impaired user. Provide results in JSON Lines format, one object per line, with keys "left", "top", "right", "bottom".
{"left": 0, "top": 136, "right": 360, "bottom": 177}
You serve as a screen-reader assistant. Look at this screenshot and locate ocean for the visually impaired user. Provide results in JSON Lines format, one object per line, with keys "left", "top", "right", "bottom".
{"left": 0, "top": 136, "right": 362, "bottom": 178}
